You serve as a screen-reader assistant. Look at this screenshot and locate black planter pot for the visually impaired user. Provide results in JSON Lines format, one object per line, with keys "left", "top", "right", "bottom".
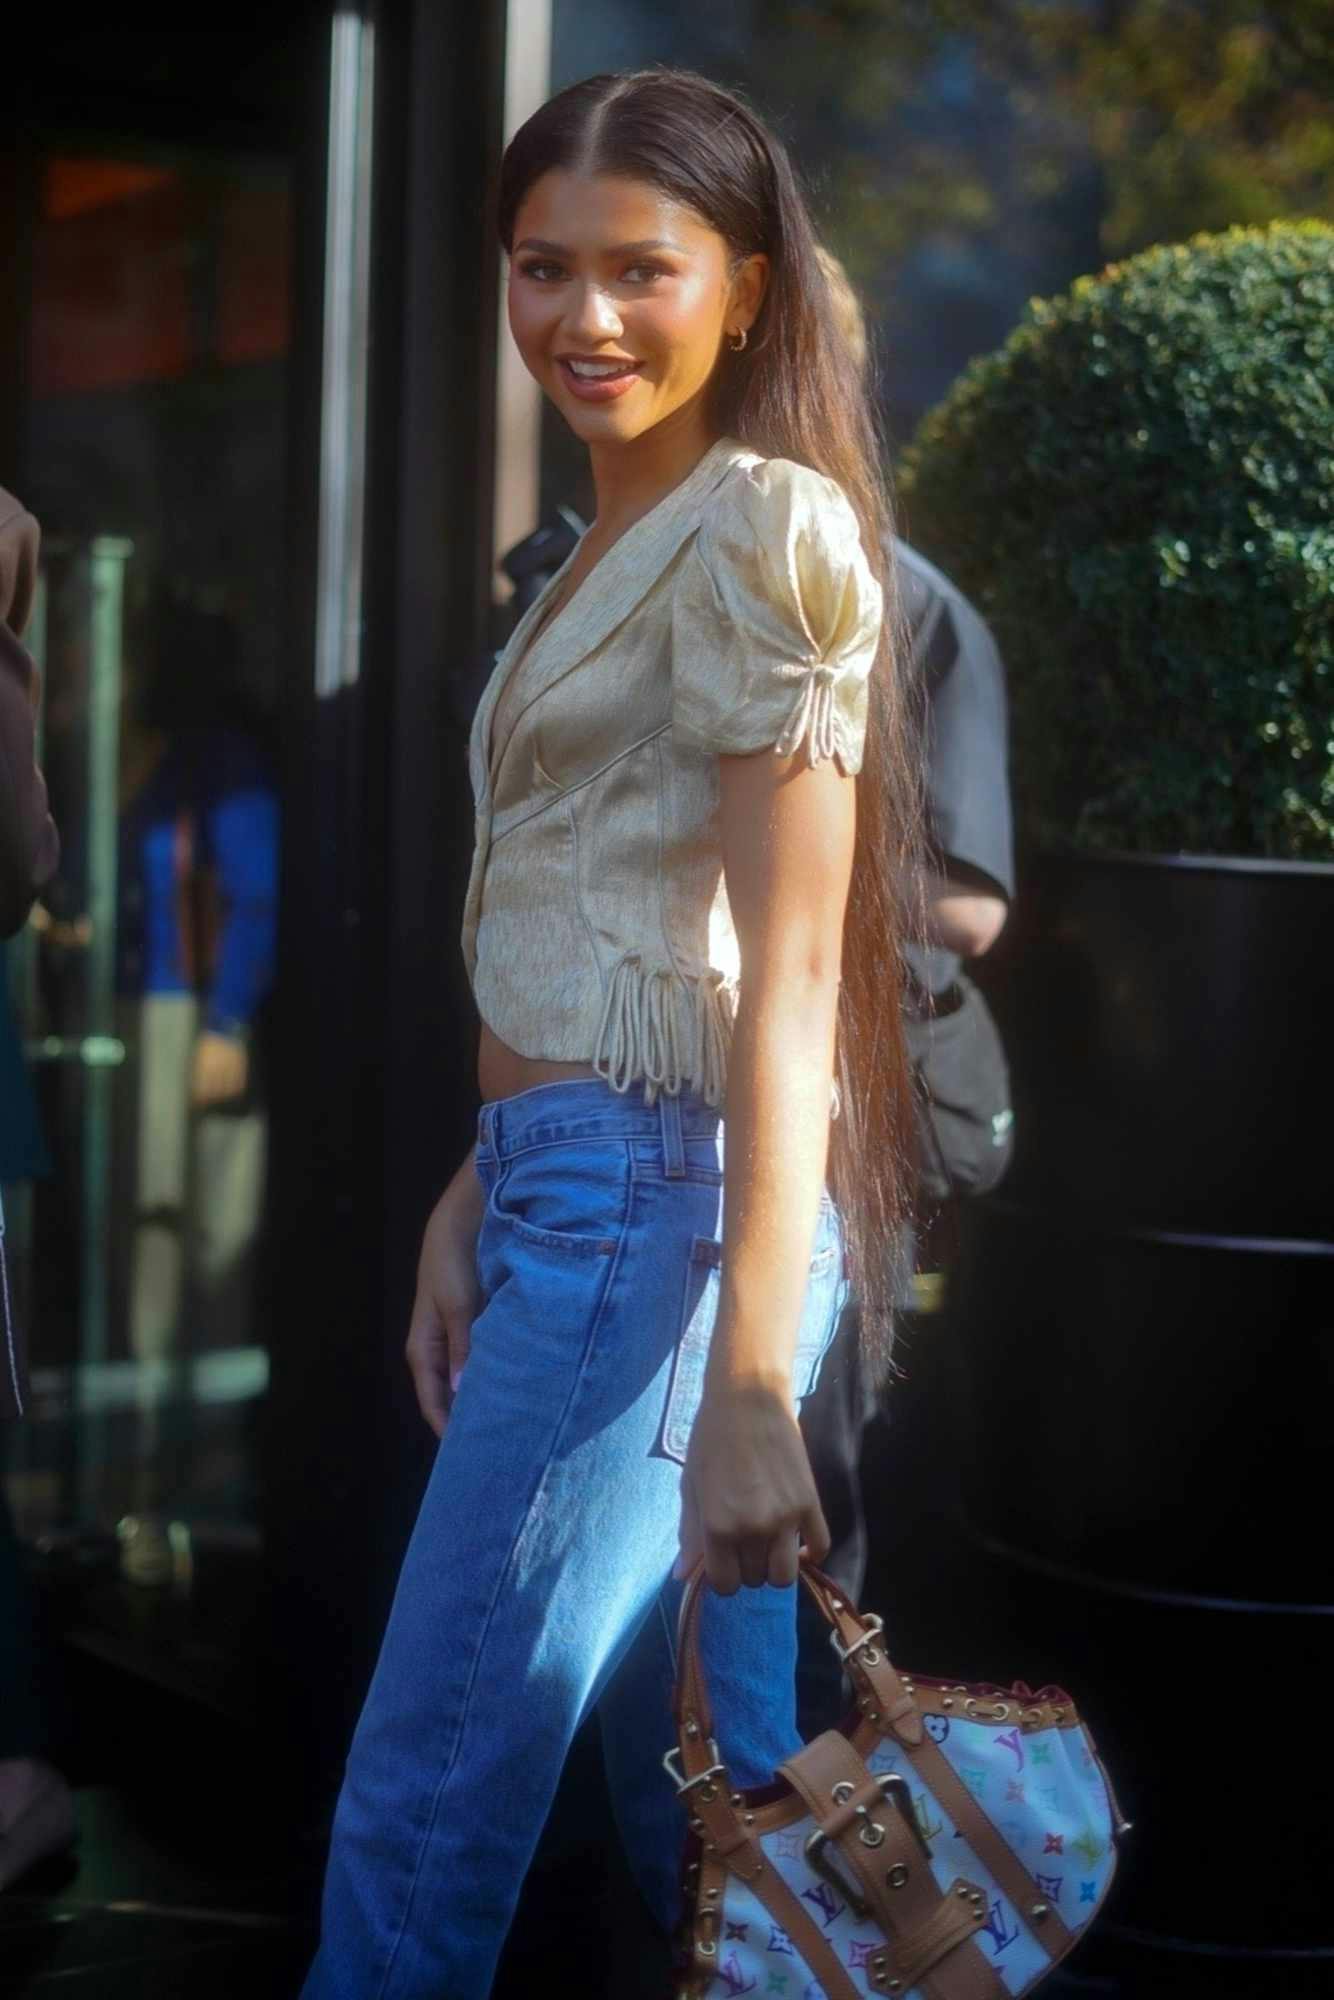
{"left": 946, "top": 848, "right": 1334, "bottom": 1967}
{"left": 980, "top": 851, "right": 1334, "bottom": 1241}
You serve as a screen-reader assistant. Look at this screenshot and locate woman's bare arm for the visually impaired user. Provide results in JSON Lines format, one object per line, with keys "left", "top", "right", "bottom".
{"left": 677, "top": 748, "right": 856, "bottom": 1593}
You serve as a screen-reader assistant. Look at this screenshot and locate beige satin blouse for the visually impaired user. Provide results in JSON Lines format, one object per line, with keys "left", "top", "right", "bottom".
{"left": 463, "top": 435, "right": 882, "bottom": 1107}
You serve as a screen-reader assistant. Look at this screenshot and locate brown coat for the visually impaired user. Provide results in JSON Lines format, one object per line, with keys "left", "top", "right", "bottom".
{"left": 0, "top": 488, "right": 59, "bottom": 939}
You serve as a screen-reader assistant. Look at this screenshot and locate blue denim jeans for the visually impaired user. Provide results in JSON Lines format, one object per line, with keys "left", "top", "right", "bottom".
{"left": 299, "top": 1078, "right": 848, "bottom": 1999}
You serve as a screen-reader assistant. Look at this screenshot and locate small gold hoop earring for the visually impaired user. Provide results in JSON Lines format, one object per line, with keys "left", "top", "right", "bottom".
{"left": 728, "top": 327, "right": 748, "bottom": 353}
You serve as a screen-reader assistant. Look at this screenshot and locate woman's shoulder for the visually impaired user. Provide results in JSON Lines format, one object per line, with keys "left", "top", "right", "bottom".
{"left": 704, "top": 447, "right": 859, "bottom": 543}
{"left": 693, "top": 447, "right": 872, "bottom": 619}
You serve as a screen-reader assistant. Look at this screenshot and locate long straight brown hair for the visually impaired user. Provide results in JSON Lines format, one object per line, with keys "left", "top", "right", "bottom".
{"left": 499, "top": 69, "right": 919, "bottom": 1373}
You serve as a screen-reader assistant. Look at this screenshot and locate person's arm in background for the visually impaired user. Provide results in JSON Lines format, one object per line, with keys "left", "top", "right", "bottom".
{"left": 896, "top": 541, "right": 1015, "bottom": 973}
{"left": 192, "top": 736, "right": 280, "bottom": 1107}
{"left": 920, "top": 860, "right": 1007, "bottom": 961}
{"left": 0, "top": 494, "right": 59, "bottom": 941}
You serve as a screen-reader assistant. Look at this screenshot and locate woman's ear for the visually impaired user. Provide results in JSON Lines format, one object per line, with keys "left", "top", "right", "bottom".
{"left": 729, "top": 252, "right": 769, "bottom": 340}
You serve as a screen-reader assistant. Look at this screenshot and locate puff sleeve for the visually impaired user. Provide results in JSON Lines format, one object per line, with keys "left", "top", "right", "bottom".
{"left": 670, "top": 457, "right": 882, "bottom": 776}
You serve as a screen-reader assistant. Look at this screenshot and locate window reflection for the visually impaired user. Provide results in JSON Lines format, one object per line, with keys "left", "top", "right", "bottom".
{"left": 5, "top": 145, "right": 289, "bottom": 1579}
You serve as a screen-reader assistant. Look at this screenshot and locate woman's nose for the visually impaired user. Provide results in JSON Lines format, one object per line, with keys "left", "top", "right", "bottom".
{"left": 564, "top": 281, "right": 624, "bottom": 344}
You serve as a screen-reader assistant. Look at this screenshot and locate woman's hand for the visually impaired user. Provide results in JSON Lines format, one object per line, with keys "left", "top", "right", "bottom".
{"left": 405, "top": 1153, "right": 485, "bottom": 1437}
{"left": 675, "top": 1379, "right": 830, "bottom": 1594}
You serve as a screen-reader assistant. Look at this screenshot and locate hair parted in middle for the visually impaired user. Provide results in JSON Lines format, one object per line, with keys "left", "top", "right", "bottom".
{"left": 499, "top": 68, "right": 921, "bottom": 1372}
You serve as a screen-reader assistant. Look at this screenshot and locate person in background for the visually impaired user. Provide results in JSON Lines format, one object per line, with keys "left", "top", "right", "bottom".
{"left": 0, "top": 486, "right": 77, "bottom": 1887}
{"left": 16, "top": 575, "right": 280, "bottom": 1583}
{"left": 794, "top": 251, "right": 1016, "bottom": 1735}
{"left": 0, "top": 492, "right": 58, "bottom": 944}
{"left": 111, "top": 587, "right": 279, "bottom": 1579}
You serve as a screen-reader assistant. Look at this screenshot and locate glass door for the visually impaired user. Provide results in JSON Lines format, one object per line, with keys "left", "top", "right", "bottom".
{"left": 4, "top": 143, "right": 291, "bottom": 1598}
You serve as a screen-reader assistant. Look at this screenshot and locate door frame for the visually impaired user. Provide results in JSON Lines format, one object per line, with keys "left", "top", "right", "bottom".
{"left": 261, "top": 0, "right": 505, "bottom": 1801}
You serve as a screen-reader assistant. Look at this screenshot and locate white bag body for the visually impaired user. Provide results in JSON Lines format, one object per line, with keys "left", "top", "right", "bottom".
{"left": 669, "top": 1570, "right": 1126, "bottom": 2000}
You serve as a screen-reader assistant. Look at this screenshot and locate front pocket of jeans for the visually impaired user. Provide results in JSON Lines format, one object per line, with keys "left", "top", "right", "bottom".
{"left": 486, "top": 1153, "right": 621, "bottom": 1256}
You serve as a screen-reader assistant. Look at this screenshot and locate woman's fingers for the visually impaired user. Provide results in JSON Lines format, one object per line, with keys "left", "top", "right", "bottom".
{"left": 766, "top": 1522, "right": 803, "bottom": 1592}
{"left": 681, "top": 1386, "right": 826, "bottom": 1592}
{"left": 799, "top": 1496, "right": 832, "bottom": 1570}
{"left": 738, "top": 1534, "right": 774, "bottom": 1592}
{"left": 673, "top": 1477, "right": 704, "bottom": 1582}
{"left": 407, "top": 1191, "right": 483, "bottom": 1437}
{"left": 706, "top": 1519, "right": 805, "bottom": 1594}
{"left": 704, "top": 1532, "right": 744, "bottom": 1598}
{"left": 404, "top": 1290, "right": 456, "bottom": 1438}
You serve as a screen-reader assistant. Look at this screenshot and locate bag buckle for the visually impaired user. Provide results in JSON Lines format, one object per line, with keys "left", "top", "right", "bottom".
{"left": 805, "top": 1826, "right": 872, "bottom": 1918}
{"left": 663, "top": 1741, "right": 725, "bottom": 1803}
{"left": 804, "top": 1773, "right": 932, "bottom": 1920}
{"left": 829, "top": 1611, "right": 885, "bottom": 1667}
{"left": 876, "top": 1771, "right": 934, "bottom": 1858}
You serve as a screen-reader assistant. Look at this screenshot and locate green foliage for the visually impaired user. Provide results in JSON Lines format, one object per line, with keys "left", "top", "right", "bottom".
{"left": 753, "top": 0, "right": 1334, "bottom": 279}
{"left": 954, "top": 0, "right": 1334, "bottom": 257}
{"left": 900, "top": 222, "right": 1334, "bottom": 858}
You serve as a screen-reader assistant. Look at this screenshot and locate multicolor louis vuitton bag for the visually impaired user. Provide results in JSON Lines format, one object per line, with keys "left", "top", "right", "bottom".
{"left": 666, "top": 1563, "right": 1127, "bottom": 1999}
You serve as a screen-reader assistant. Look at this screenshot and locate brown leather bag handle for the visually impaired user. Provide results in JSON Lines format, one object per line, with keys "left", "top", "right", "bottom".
{"left": 669, "top": 1557, "right": 923, "bottom": 1794}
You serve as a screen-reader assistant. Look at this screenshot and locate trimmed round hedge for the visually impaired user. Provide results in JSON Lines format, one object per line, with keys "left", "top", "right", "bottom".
{"left": 901, "top": 222, "right": 1334, "bottom": 859}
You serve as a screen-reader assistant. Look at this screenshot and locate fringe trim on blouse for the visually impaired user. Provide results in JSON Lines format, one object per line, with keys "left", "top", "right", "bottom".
{"left": 592, "top": 953, "right": 841, "bottom": 1120}
{"left": 593, "top": 954, "right": 737, "bottom": 1108}
{"left": 775, "top": 665, "right": 841, "bottom": 766}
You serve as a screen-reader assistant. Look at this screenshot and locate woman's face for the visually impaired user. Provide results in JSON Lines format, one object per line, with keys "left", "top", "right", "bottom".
{"left": 507, "top": 170, "right": 765, "bottom": 450}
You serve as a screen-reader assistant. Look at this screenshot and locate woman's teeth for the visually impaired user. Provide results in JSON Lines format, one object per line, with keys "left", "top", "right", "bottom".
{"left": 558, "top": 356, "right": 642, "bottom": 401}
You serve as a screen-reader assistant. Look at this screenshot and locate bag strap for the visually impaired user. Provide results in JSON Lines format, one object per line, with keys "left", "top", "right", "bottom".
{"left": 687, "top": 1810, "right": 862, "bottom": 2000}
{"left": 671, "top": 1559, "right": 923, "bottom": 1792}
{"left": 901, "top": 1732, "right": 1075, "bottom": 1965}
{"left": 779, "top": 1730, "right": 1000, "bottom": 1999}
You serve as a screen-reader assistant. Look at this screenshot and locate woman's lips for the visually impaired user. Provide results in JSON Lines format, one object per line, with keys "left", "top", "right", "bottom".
{"left": 557, "top": 358, "right": 642, "bottom": 402}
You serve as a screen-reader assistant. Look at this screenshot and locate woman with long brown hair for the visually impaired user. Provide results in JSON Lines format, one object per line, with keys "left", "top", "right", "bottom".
{"left": 300, "top": 67, "right": 917, "bottom": 1998}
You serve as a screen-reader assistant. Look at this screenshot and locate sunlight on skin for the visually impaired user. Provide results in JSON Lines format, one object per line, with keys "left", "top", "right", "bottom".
{"left": 505, "top": 168, "right": 766, "bottom": 531}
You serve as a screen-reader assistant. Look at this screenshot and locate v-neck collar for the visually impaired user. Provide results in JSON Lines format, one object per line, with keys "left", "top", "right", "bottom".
{"left": 478, "top": 435, "right": 754, "bottom": 797}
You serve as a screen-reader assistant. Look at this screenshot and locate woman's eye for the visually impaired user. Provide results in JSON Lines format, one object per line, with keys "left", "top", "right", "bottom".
{"left": 622, "top": 262, "right": 666, "bottom": 284}
{"left": 518, "top": 259, "right": 564, "bottom": 282}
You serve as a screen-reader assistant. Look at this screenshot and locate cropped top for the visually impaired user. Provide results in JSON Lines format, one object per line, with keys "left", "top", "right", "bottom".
{"left": 462, "top": 436, "right": 883, "bottom": 1107}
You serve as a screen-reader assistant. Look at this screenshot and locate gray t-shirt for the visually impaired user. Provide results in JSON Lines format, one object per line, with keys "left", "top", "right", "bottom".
{"left": 894, "top": 538, "right": 1015, "bottom": 998}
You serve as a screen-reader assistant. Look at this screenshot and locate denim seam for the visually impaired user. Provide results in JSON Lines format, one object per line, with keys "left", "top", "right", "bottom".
{"left": 373, "top": 1145, "right": 634, "bottom": 1998}
{"left": 485, "top": 1130, "right": 721, "bottom": 1164}
{"left": 655, "top": 1587, "right": 680, "bottom": 1682}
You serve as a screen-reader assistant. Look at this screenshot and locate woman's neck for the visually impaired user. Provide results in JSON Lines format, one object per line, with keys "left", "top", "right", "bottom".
{"left": 586, "top": 405, "right": 719, "bottom": 543}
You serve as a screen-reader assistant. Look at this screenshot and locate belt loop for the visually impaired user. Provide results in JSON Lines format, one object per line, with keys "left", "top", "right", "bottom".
{"left": 660, "top": 1087, "right": 685, "bottom": 1179}
{"left": 479, "top": 1101, "right": 496, "bottom": 1155}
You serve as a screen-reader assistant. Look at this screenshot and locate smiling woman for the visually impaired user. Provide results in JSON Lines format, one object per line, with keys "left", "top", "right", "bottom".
{"left": 507, "top": 184, "right": 765, "bottom": 434}
{"left": 299, "top": 67, "right": 921, "bottom": 2000}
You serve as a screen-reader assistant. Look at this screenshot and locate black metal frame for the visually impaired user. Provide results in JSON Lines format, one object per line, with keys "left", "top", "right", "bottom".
{"left": 261, "top": 0, "right": 504, "bottom": 1800}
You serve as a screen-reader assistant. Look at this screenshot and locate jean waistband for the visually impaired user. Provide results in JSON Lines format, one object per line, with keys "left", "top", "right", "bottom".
{"left": 476, "top": 1076, "right": 722, "bottom": 1165}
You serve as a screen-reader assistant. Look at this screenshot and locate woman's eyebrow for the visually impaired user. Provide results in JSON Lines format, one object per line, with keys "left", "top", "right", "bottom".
{"left": 513, "top": 236, "right": 685, "bottom": 257}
